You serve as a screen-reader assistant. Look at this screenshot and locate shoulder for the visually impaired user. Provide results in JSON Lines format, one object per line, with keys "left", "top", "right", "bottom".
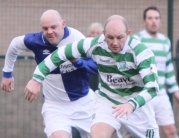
{"left": 128, "top": 36, "right": 149, "bottom": 55}
{"left": 25, "top": 32, "right": 42, "bottom": 38}
{"left": 24, "top": 32, "right": 42, "bottom": 43}
{"left": 90, "top": 34, "right": 105, "bottom": 47}
{"left": 157, "top": 33, "right": 171, "bottom": 46}
{"left": 11, "top": 35, "right": 25, "bottom": 42}
{"left": 128, "top": 36, "right": 146, "bottom": 49}
{"left": 68, "top": 27, "right": 85, "bottom": 38}
{"left": 133, "top": 30, "right": 146, "bottom": 39}
{"left": 158, "top": 33, "right": 170, "bottom": 41}
{"left": 24, "top": 32, "right": 43, "bottom": 47}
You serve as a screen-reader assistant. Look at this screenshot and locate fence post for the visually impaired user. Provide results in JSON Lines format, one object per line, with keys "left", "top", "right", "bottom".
{"left": 167, "top": 0, "right": 174, "bottom": 105}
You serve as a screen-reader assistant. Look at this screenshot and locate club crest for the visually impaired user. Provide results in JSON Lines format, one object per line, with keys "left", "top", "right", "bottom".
{"left": 117, "top": 61, "right": 129, "bottom": 71}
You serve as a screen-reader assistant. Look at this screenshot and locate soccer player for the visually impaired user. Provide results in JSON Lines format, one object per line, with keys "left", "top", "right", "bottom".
{"left": 1, "top": 9, "right": 97, "bottom": 138}
{"left": 24, "top": 15, "right": 160, "bottom": 138}
{"left": 87, "top": 22, "right": 104, "bottom": 91}
{"left": 133, "top": 6, "right": 179, "bottom": 138}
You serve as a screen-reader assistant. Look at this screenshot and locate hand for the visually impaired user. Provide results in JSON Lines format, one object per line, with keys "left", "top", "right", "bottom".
{"left": 174, "top": 91, "right": 179, "bottom": 105}
{"left": 112, "top": 103, "right": 134, "bottom": 119}
{"left": 24, "top": 79, "right": 41, "bottom": 103}
{"left": 70, "top": 58, "right": 78, "bottom": 62}
{"left": 1, "top": 77, "right": 14, "bottom": 92}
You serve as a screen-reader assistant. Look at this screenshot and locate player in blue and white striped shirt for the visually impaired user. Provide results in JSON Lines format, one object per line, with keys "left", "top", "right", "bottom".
{"left": 1, "top": 10, "right": 97, "bottom": 138}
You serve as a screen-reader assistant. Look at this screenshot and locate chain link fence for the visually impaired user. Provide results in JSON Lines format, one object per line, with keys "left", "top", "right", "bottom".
{"left": 0, "top": 0, "right": 178, "bottom": 137}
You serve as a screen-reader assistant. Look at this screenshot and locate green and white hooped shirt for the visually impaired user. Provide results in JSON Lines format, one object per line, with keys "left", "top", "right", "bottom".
{"left": 33, "top": 34, "right": 159, "bottom": 110}
{"left": 134, "top": 30, "right": 179, "bottom": 95}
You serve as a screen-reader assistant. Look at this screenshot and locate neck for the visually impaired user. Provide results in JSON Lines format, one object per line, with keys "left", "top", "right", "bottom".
{"left": 147, "top": 30, "right": 157, "bottom": 39}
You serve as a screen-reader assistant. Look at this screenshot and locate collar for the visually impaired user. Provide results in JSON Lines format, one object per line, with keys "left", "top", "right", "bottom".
{"left": 143, "top": 30, "right": 159, "bottom": 39}
{"left": 118, "top": 36, "right": 129, "bottom": 54}
{"left": 62, "top": 26, "right": 70, "bottom": 39}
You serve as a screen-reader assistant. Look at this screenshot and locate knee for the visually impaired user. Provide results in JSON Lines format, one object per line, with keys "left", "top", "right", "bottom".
{"left": 124, "top": 134, "right": 132, "bottom": 138}
{"left": 161, "top": 125, "right": 178, "bottom": 138}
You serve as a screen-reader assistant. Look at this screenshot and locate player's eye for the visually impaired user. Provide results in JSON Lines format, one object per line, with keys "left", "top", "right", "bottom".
{"left": 51, "top": 25, "right": 57, "bottom": 29}
{"left": 117, "top": 36, "right": 123, "bottom": 39}
{"left": 42, "top": 27, "right": 48, "bottom": 31}
{"left": 107, "top": 36, "right": 113, "bottom": 40}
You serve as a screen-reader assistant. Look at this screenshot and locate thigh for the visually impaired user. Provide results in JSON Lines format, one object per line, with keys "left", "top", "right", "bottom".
{"left": 50, "top": 130, "right": 70, "bottom": 138}
{"left": 91, "top": 122, "right": 116, "bottom": 138}
{"left": 42, "top": 101, "right": 93, "bottom": 138}
{"left": 41, "top": 102, "right": 72, "bottom": 137}
{"left": 119, "top": 102, "right": 159, "bottom": 138}
{"left": 91, "top": 93, "right": 122, "bottom": 138}
{"left": 151, "top": 94, "right": 175, "bottom": 126}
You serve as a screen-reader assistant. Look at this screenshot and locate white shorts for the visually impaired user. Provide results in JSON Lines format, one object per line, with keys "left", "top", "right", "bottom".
{"left": 92, "top": 92, "right": 159, "bottom": 138}
{"left": 151, "top": 93, "right": 175, "bottom": 126}
{"left": 41, "top": 90, "right": 95, "bottom": 138}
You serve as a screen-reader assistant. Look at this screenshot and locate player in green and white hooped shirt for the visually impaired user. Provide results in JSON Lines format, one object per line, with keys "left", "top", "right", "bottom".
{"left": 133, "top": 6, "right": 179, "bottom": 138}
{"left": 24, "top": 15, "right": 160, "bottom": 138}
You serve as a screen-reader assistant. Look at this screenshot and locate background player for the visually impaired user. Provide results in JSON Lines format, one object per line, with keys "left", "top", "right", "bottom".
{"left": 133, "top": 6, "right": 179, "bottom": 138}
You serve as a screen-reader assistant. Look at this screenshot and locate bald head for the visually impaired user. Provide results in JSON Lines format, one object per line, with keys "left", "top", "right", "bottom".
{"left": 104, "top": 15, "right": 128, "bottom": 32}
{"left": 103, "top": 15, "right": 130, "bottom": 53}
{"left": 40, "top": 9, "right": 62, "bottom": 24}
{"left": 40, "top": 9, "right": 66, "bottom": 46}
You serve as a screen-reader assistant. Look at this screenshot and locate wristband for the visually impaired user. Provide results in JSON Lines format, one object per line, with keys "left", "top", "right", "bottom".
{"left": 128, "top": 99, "right": 138, "bottom": 111}
{"left": 3, "top": 71, "right": 13, "bottom": 78}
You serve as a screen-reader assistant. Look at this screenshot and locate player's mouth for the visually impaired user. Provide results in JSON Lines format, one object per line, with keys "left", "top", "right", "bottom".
{"left": 48, "top": 36, "right": 56, "bottom": 40}
{"left": 152, "top": 24, "right": 157, "bottom": 28}
{"left": 112, "top": 46, "right": 122, "bottom": 52}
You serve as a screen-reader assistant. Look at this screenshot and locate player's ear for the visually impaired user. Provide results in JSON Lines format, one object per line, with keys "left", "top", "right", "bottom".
{"left": 143, "top": 20, "right": 146, "bottom": 27}
{"left": 62, "top": 20, "right": 66, "bottom": 28}
{"left": 126, "top": 30, "right": 131, "bottom": 36}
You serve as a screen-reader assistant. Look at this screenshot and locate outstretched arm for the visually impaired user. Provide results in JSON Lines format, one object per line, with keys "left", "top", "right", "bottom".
{"left": 1, "top": 36, "right": 30, "bottom": 92}
{"left": 24, "top": 37, "right": 100, "bottom": 102}
{"left": 32, "top": 37, "right": 100, "bottom": 82}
